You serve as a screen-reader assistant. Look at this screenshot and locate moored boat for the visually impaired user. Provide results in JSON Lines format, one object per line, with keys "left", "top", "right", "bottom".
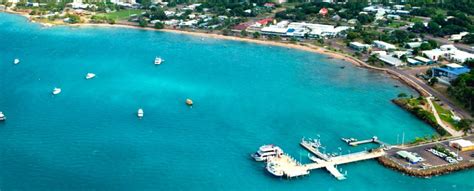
{"left": 0, "top": 112, "right": 6, "bottom": 121}
{"left": 154, "top": 57, "right": 164, "bottom": 65}
{"left": 137, "top": 108, "right": 144, "bottom": 119}
{"left": 186, "top": 98, "right": 193, "bottom": 106}
{"left": 14, "top": 59, "right": 20, "bottom": 64}
{"left": 52, "top": 88, "right": 61, "bottom": 95}
{"left": 251, "top": 144, "right": 283, "bottom": 162}
{"left": 266, "top": 160, "right": 284, "bottom": 177}
{"left": 85, "top": 73, "right": 96, "bottom": 79}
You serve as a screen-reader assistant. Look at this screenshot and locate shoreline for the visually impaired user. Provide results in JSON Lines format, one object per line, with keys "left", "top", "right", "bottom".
{"left": 1, "top": 11, "right": 429, "bottom": 96}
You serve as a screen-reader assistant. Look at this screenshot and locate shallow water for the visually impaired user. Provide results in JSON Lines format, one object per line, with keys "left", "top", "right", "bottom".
{"left": 0, "top": 13, "right": 472, "bottom": 190}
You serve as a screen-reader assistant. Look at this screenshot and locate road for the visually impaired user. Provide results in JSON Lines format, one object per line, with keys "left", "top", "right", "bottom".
{"left": 424, "top": 35, "right": 474, "bottom": 53}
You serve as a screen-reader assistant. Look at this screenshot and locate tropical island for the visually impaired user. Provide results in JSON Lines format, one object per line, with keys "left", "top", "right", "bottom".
{"left": 1, "top": 0, "right": 474, "bottom": 186}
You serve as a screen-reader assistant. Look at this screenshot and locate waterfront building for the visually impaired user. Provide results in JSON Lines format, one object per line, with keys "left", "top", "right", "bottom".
{"left": 349, "top": 42, "right": 371, "bottom": 51}
{"left": 449, "top": 139, "right": 474, "bottom": 151}
{"left": 260, "top": 21, "right": 350, "bottom": 38}
{"left": 431, "top": 63, "right": 470, "bottom": 84}
{"left": 372, "top": 40, "right": 397, "bottom": 50}
{"left": 377, "top": 54, "right": 404, "bottom": 67}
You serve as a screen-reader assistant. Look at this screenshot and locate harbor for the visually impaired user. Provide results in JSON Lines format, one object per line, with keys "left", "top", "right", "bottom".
{"left": 254, "top": 137, "right": 387, "bottom": 180}
{"left": 254, "top": 135, "right": 474, "bottom": 180}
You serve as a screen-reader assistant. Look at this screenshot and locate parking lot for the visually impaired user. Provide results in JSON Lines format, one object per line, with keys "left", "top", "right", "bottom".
{"left": 386, "top": 135, "right": 474, "bottom": 169}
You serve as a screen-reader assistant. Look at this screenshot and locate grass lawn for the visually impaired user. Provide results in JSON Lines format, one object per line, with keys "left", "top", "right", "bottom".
{"left": 388, "top": 21, "right": 407, "bottom": 28}
{"left": 97, "top": 9, "right": 143, "bottom": 20}
{"left": 432, "top": 101, "right": 460, "bottom": 130}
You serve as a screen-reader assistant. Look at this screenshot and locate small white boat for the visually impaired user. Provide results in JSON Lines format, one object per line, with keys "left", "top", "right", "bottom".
{"left": 14, "top": 59, "right": 20, "bottom": 64}
{"left": 0, "top": 112, "right": 6, "bottom": 121}
{"left": 137, "top": 108, "right": 144, "bottom": 119}
{"left": 154, "top": 57, "right": 164, "bottom": 65}
{"left": 52, "top": 88, "right": 61, "bottom": 95}
{"left": 266, "top": 161, "right": 284, "bottom": 177}
{"left": 85, "top": 73, "right": 96, "bottom": 80}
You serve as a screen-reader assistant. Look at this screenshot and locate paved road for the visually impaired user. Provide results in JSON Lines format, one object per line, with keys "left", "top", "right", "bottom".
{"left": 424, "top": 35, "right": 474, "bottom": 53}
{"left": 390, "top": 67, "right": 472, "bottom": 119}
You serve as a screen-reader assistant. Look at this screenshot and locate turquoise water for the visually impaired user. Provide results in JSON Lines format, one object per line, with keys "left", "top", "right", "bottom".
{"left": 0, "top": 13, "right": 472, "bottom": 190}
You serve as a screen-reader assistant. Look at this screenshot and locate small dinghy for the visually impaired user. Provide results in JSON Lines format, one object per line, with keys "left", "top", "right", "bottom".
{"left": 52, "top": 87, "right": 61, "bottom": 95}
{"left": 137, "top": 108, "right": 144, "bottom": 119}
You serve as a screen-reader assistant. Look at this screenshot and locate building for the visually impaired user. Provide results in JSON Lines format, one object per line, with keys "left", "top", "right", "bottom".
{"left": 373, "top": 40, "right": 397, "bottom": 50}
{"left": 422, "top": 49, "right": 444, "bottom": 61}
{"left": 377, "top": 54, "right": 404, "bottom": 67}
{"left": 260, "top": 21, "right": 350, "bottom": 38}
{"left": 448, "top": 50, "right": 474, "bottom": 63}
{"left": 432, "top": 63, "right": 471, "bottom": 84}
{"left": 405, "top": 42, "right": 422, "bottom": 49}
{"left": 414, "top": 56, "right": 435, "bottom": 65}
{"left": 449, "top": 139, "right": 474, "bottom": 151}
{"left": 449, "top": 32, "right": 469, "bottom": 41}
{"left": 349, "top": 42, "right": 371, "bottom": 51}
{"left": 406, "top": 58, "right": 421, "bottom": 65}
{"left": 397, "top": 151, "right": 423, "bottom": 164}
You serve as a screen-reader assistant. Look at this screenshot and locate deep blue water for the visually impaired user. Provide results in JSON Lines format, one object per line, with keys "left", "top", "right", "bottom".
{"left": 0, "top": 13, "right": 472, "bottom": 190}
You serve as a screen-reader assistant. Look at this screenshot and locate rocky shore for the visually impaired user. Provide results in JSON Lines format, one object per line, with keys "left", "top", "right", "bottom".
{"left": 378, "top": 156, "right": 474, "bottom": 177}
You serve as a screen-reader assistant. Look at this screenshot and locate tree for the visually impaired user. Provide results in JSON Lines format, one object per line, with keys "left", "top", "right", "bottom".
{"left": 463, "top": 34, "right": 474, "bottom": 44}
{"left": 464, "top": 59, "right": 474, "bottom": 69}
{"left": 420, "top": 42, "right": 433, "bottom": 50}
{"left": 427, "top": 21, "right": 441, "bottom": 35}
{"left": 240, "top": 30, "right": 248, "bottom": 37}
{"left": 154, "top": 22, "right": 164, "bottom": 29}
{"left": 252, "top": 32, "right": 260, "bottom": 39}
{"left": 427, "top": 39, "right": 438, "bottom": 48}
{"left": 458, "top": 119, "right": 472, "bottom": 133}
{"left": 357, "top": 14, "right": 373, "bottom": 25}
{"left": 398, "top": 93, "right": 408, "bottom": 98}
{"left": 138, "top": 18, "right": 148, "bottom": 27}
{"left": 411, "top": 22, "right": 426, "bottom": 33}
{"left": 346, "top": 31, "right": 360, "bottom": 41}
{"left": 428, "top": 77, "right": 438, "bottom": 86}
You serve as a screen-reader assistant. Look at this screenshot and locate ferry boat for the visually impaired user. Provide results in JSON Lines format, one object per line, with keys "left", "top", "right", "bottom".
{"left": 154, "top": 57, "right": 164, "bottom": 65}
{"left": 85, "top": 73, "right": 96, "bottom": 80}
{"left": 266, "top": 161, "right": 284, "bottom": 177}
{"left": 251, "top": 144, "right": 283, "bottom": 162}
{"left": 0, "top": 112, "right": 5, "bottom": 121}
{"left": 137, "top": 108, "right": 144, "bottom": 119}
{"left": 14, "top": 59, "right": 20, "bottom": 64}
{"left": 52, "top": 88, "right": 61, "bottom": 95}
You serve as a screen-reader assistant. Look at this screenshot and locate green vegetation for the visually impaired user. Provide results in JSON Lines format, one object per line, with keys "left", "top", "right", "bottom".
{"left": 154, "top": 22, "right": 164, "bottom": 29}
{"left": 448, "top": 66, "right": 474, "bottom": 112}
{"left": 393, "top": 98, "right": 448, "bottom": 136}
{"left": 97, "top": 9, "right": 142, "bottom": 20}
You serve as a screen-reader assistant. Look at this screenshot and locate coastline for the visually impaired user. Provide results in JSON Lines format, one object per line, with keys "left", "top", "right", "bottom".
{"left": 0, "top": 11, "right": 431, "bottom": 97}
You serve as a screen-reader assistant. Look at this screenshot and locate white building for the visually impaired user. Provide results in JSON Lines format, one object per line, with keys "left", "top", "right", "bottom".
{"left": 377, "top": 54, "right": 405, "bottom": 66}
{"left": 373, "top": 40, "right": 397, "bottom": 50}
{"left": 260, "top": 21, "right": 350, "bottom": 38}
{"left": 349, "top": 42, "right": 371, "bottom": 51}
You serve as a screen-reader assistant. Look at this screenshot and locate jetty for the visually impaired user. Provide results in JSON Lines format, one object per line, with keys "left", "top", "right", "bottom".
{"left": 343, "top": 136, "right": 392, "bottom": 149}
{"left": 261, "top": 138, "right": 386, "bottom": 180}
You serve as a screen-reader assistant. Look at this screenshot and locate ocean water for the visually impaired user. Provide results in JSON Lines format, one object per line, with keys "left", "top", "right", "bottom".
{"left": 0, "top": 13, "right": 472, "bottom": 190}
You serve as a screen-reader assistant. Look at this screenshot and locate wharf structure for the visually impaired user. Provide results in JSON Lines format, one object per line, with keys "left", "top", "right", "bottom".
{"left": 264, "top": 138, "right": 386, "bottom": 180}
